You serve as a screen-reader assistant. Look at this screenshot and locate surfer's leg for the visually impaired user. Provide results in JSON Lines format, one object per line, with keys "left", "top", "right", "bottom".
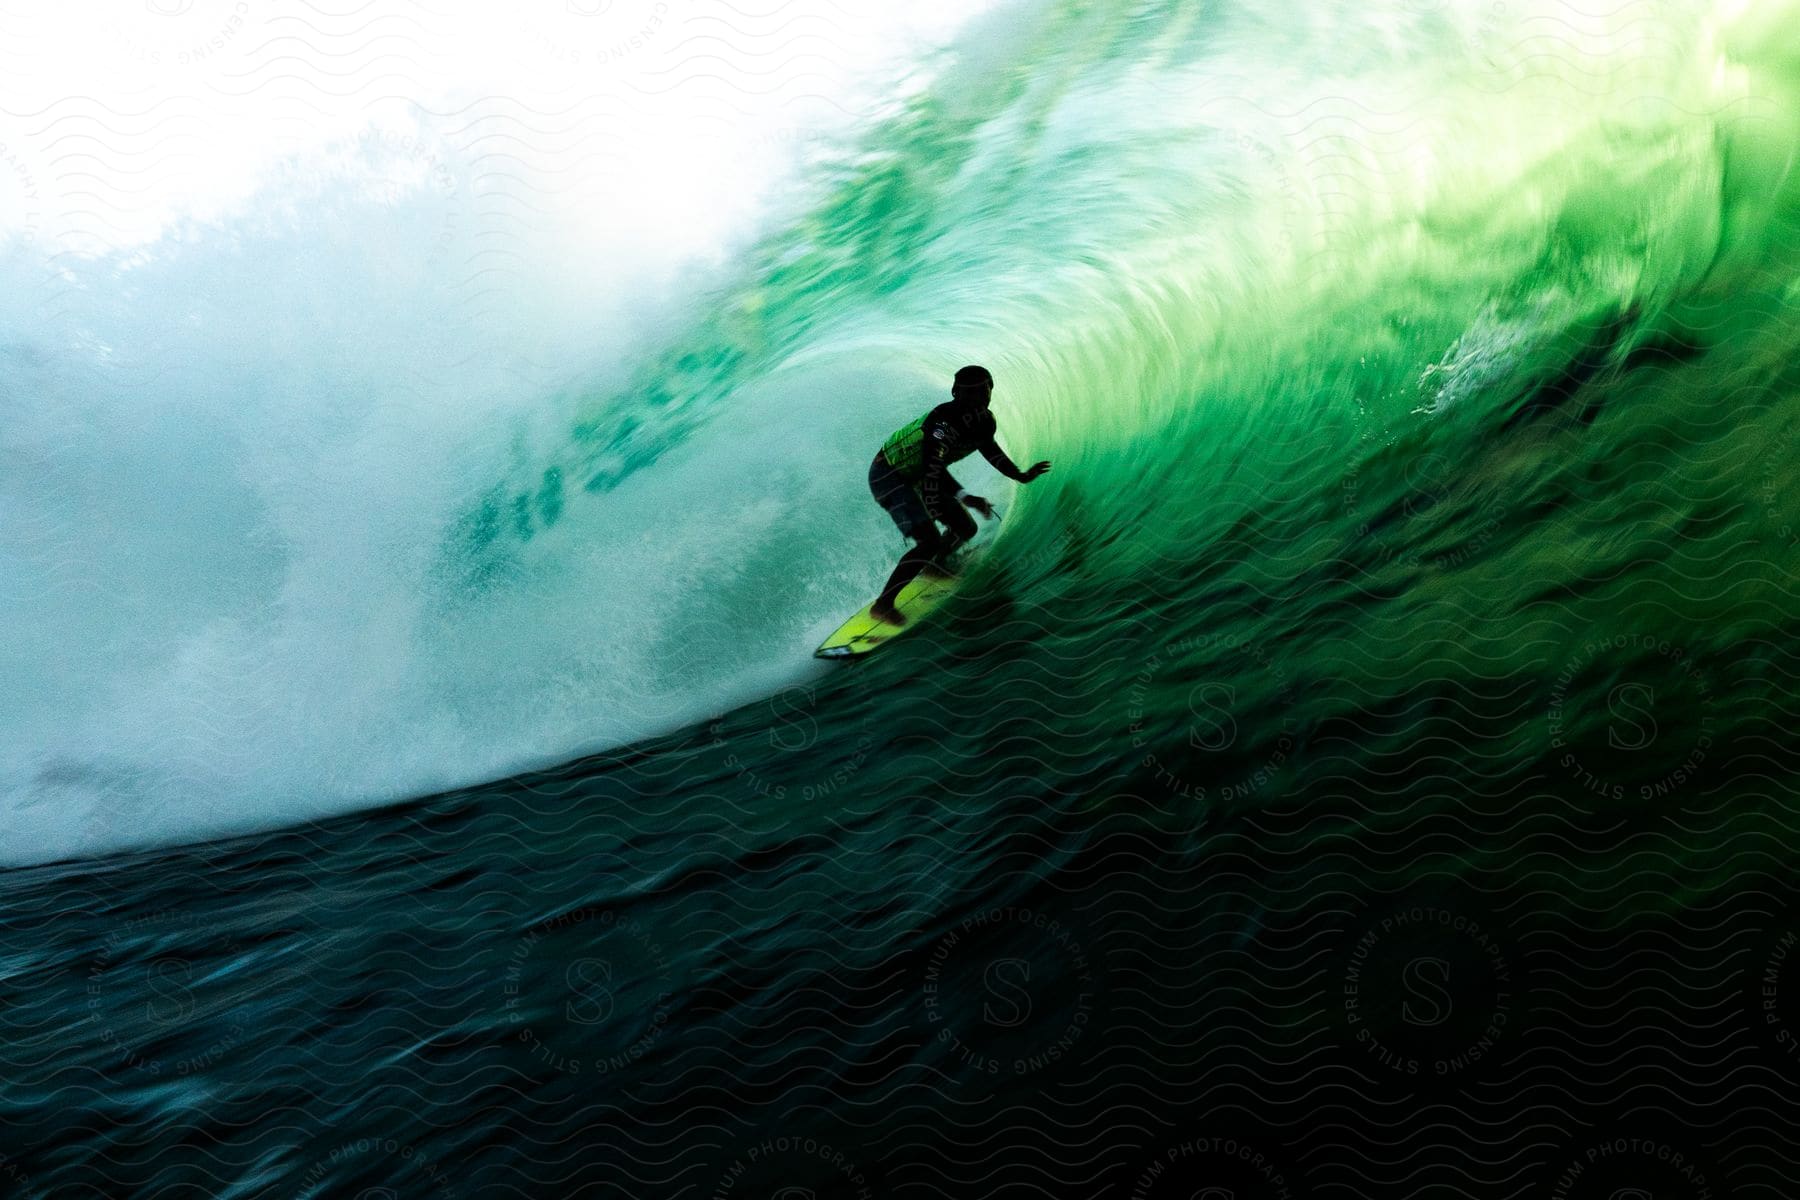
{"left": 869, "top": 455, "right": 941, "bottom": 623}
{"left": 873, "top": 526, "right": 946, "bottom": 623}
{"left": 920, "top": 483, "right": 977, "bottom": 570}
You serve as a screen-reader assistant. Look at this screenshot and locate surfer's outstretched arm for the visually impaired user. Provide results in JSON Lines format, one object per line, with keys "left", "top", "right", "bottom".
{"left": 979, "top": 438, "right": 1052, "bottom": 483}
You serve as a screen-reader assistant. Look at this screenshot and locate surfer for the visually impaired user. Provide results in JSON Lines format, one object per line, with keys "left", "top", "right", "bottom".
{"left": 867, "top": 364, "right": 1051, "bottom": 625}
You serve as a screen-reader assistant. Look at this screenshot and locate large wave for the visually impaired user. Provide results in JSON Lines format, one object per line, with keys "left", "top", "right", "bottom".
{"left": 5, "top": 0, "right": 1796, "bottom": 866}
{"left": 0, "top": 1, "right": 997, "bottom": 863}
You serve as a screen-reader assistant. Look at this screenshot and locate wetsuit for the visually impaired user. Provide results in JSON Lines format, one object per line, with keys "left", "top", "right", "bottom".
{"left": 868, "top": 400, "right": 1026, "bottom": 608}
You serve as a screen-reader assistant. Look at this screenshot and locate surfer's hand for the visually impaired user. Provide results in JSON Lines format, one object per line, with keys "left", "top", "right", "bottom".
{"left": 964, "top": 494, "right": 995, "bottom": 519}
{"left": 1020, "top": 460, "right": 1051, "bottom": 483}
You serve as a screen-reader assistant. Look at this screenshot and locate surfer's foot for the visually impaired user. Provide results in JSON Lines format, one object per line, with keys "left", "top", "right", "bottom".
{"left": 870, "top": 599, "right": 908, "bottom": 626}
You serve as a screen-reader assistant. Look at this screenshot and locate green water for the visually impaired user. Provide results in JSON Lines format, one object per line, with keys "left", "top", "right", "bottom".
{"left": 9, "top": 1, "right": 1800, "bottom": 1195}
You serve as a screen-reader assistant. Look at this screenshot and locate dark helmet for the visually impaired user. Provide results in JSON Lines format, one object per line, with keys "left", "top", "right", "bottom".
{"left": 952, "top": 364, "right": 993, "bottom": 402}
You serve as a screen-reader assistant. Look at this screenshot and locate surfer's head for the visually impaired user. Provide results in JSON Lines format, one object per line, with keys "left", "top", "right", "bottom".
{"left": 952, "top": 364, "right": 994, "bottom": 407}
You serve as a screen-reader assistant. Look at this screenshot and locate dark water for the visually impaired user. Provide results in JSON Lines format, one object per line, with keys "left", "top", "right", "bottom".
{"left": 8, "top": 0, "right": 1800, "bottom": 1195}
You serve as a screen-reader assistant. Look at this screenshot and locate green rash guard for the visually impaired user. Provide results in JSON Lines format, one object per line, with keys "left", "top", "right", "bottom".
{"left": 878, "top": 401, "right": 1023, "bottom": 493}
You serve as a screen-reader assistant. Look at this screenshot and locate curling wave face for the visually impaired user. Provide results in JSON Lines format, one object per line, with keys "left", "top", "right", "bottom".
{"left": 5, "top": 0, "right": 1799, "bottom": 865}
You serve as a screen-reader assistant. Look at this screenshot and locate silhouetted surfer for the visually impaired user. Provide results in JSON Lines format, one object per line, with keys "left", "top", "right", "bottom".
{"left": 867, "top": 365, "right": 1051, "bottom": 625}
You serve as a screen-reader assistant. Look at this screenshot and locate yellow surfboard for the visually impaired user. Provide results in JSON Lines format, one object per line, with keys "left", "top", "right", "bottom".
{"left": 813, "top": 566, "right": 966, "bottom": 659}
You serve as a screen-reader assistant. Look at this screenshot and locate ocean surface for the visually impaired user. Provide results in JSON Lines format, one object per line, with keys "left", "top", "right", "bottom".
{"left": 5, "top": 0, "right": 1800, "bottom": 1195}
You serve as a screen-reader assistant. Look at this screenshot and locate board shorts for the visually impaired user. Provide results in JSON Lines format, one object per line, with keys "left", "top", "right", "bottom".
{"left": 869, "top": 452, "right": 931, "bottom": 540}
{"left": 869, "top": 452, "right": 976, "bottom": 548}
